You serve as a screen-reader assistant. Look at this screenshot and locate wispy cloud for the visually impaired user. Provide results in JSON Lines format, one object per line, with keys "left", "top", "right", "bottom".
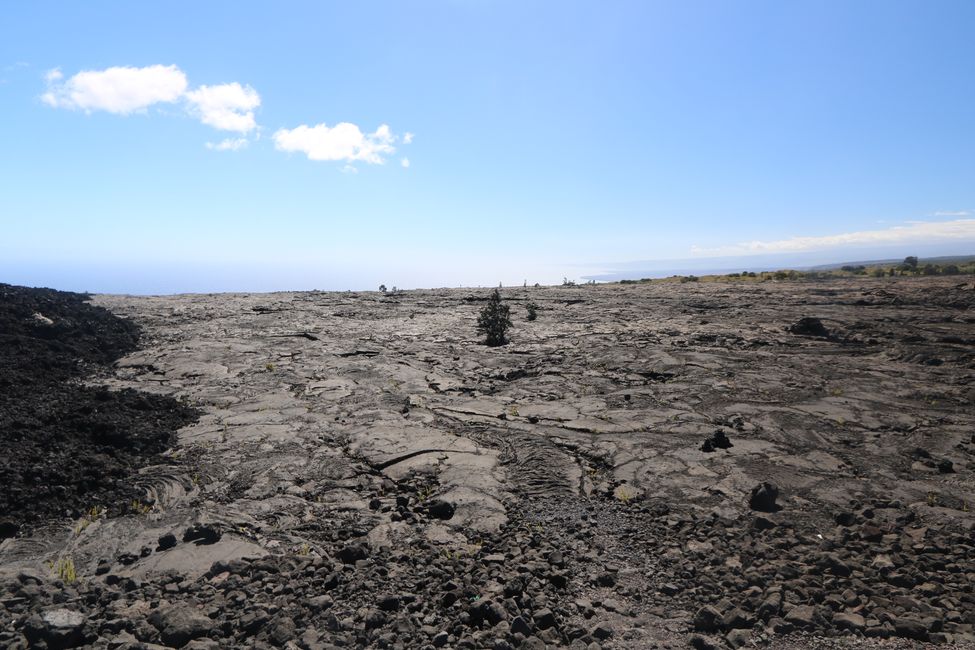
{"left": 401, "top": 157, "right": 410, "bottom": 168}
{"left": 42, "top": 64, "right": 188, "bottom": 114}
{"left": 185, "top": 82, "right": 260, "bottom": 133}
{"left": 206, "top": 137, "right": 249, "bottom": 152}
{"left": 930, "top": 210, "right": 971, "bottom": 217}
{"left": 691, "top": 218, "right": 975, "bottom": 257}
{"left": 273, "top": 122, "right": 400, "bottom": 165}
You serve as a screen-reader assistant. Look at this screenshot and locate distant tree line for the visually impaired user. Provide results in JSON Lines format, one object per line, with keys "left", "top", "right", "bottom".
{"left": 615, "top": 256, "right": 974, "bottom": 285}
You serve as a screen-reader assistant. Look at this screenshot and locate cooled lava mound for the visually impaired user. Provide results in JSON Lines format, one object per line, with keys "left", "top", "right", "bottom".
{"left": 0, "top": 283, "right": 197, "bottom": 537}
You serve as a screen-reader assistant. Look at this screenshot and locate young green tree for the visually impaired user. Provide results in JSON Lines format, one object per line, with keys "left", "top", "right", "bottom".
{"left": 477, "top": 289, "right": 512, "bottom": 346}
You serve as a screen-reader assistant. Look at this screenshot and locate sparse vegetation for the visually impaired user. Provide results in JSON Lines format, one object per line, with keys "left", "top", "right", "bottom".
{"left": 51, "top": 556, "right": 77, "bottom": 583}
{"left": 525, "top": 301, "right": 538, "bottom": 321}
{"left": 476, "top": 289, "right": 512, "bottom": 346}
{"left": 416, "top": 484, "right": 434, "bottom": 503}
{"left": 379, "top": 284, "right": 387, "bottom": 293}
{"left": 612, "top": 256, "right": 975, "bottom": 285}
{"left": 74, "top": 505, "right": 104, "bottom": 535}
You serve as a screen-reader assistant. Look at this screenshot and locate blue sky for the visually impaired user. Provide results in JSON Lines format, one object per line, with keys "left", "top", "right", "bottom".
{"left": 2, "top": 1, "right": 974, "bottom": 293}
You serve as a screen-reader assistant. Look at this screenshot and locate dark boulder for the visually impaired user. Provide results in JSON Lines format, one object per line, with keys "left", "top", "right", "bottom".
{"left": 700, "top": 430, "right": 733, "bottom": 452}
{"left": 183, "top": 523, "right": 221, "bottom": 545}
{"left": 788, "top": 317, "right": 830, "bottom": 338}
{"left": 150, "top": 606, "right": 212, "bottom": 648}
{"left": 426, "top": 499, "right": 455, "bottom": 520}
{"left": 748, "top": 482, "right": 780, "bottom": 512}
{"left": 157, "top": 532, "right": 178, "bottom": 551}
{"left": 23, "top": 609, "right": 86, "bottom": 649}
{"left": 337, "top": 542, "right": 369, "bottom": 564}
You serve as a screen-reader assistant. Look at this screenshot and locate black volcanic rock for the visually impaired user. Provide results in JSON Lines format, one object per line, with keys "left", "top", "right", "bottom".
{"left": 788, "top": 317, "right": 830, "bottom": 337}
{"left": 701, "top": 429, "right": 733, "bottom": 452}
{"left": 426, "top": 498, "right": 455, "bottom": 520}
{"left": 0, "top": 283, "right": 198, "bottom": 534}
{"left": 748, "top": 482, "right": 780, "bottom": 512}
{"left": 183, "top": 523, "right": 221, "bottom": 545}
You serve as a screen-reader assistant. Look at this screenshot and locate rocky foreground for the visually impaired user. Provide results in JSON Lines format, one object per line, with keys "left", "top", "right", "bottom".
{"left": 1, "top": 277, "right": 974, "bottom": 649}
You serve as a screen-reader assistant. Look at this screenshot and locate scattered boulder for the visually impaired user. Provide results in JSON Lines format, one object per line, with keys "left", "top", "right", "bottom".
{"left": 0, "top": 520, "right": 19, "bottom": 539}
{"left": 860, "top": 524, "right": 884, "bottom": 542}
{"left": 157, "top": 532, "right": 178, "bottom": 551}
{"left": 534, "top": 608, "right": 556, "bottom": 630}
{"left": 595, "top": 571, "right": 616, "bottom": 587}
{"left": 377, "top": 594, "right": 401, "bottom": 611}
{"left": 23, "top": 609, "right": 86, "bottom": 649}
{"left": 784, "top": 604, "right": 821, "bottom": 629}
{"left": 834, "top": 612, "right": 866, "bottom": 632}
{"left": 725, "top": 628, "right": 751, "bottom": 648}
{"left": 150, "top": 606, "right": 212, "bottom": 648}
{"left": 690, "top": 636, "right": 719, "bottom": 650}
{"left": 748, "top": 482, "right": 780, "bottom": 512}
{"left": 591, "top": 621, "right": 614, "bottom": 640}
{"left": 788, "top": 317, "right": 830, "bottom": 337}
{"left": 426, "top": 499, "right": 455, "bottom": 520}
{"left": 693, "top": 605, "right": 722, "bottom": 632}
{"left": 510, "top": 616, "right": 532, "bottom": 636}
{"left": 721, "top": 607, "right": 753, "bottom": 630}
{"left": 818, "top": 552, "right": 853, "bottom": 577}
{"left": 363, "top": 609, "right": 387, "bottom": 630}
{"left": 182, "top": 523, "right": 221, "bottom": 545}
{"left": 834, "top": 511, "right": 856, "bottom": 526}
{"left": 757, "top": 592, "right": 782, "bottom": 620}
{"left": 893, "top": 616, "right": 929, "bottom": 641}
{"left": 752, "top": 515, "right": 776, "bottom": 530}
{"left": 700, "top": 430, "right": 733, "bottom": 453}
{"left": 337, "top": 542, "right": 369, "bottom": 564}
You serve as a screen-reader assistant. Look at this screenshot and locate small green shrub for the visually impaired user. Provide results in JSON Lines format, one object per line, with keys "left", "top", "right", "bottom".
{"left": 477, "top": 289, "right": 512, "bottom": 346}
{"left": 525, "top": 302, "right": 538, "bottom": 321}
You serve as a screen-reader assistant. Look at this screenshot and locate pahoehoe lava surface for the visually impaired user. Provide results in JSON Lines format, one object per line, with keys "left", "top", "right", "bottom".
{"left": 0, "top": 283, "right": 198, "bottom": 536}
{"left": 1, "top": 277, "right": 974, "bottom": 649}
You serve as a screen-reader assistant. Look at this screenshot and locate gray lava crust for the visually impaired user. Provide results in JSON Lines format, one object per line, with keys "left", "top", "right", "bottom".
{"left": 2, "top": 277, "right": 975, "bottom": 648}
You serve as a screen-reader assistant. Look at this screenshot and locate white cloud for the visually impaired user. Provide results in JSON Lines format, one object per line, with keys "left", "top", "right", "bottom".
{"left": 206, "top": 137, "right": 249, "bottom": 152}
{"left": 930, "top": 210, "right": 971, "bottom": 217}
{"left": 41, "top": 64, "right": 408, "bottom": 162}
{"left": 691, "top": 219, "right": 975, "bottom": 256}
{"left": 185, "top": 82, "right": 260, "bottom": 133}
{"left": 273, "top": 122, "right": 397, "bottom": 164}
{"left": 42, "top": 64, "right": 187, "bottom": 114}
